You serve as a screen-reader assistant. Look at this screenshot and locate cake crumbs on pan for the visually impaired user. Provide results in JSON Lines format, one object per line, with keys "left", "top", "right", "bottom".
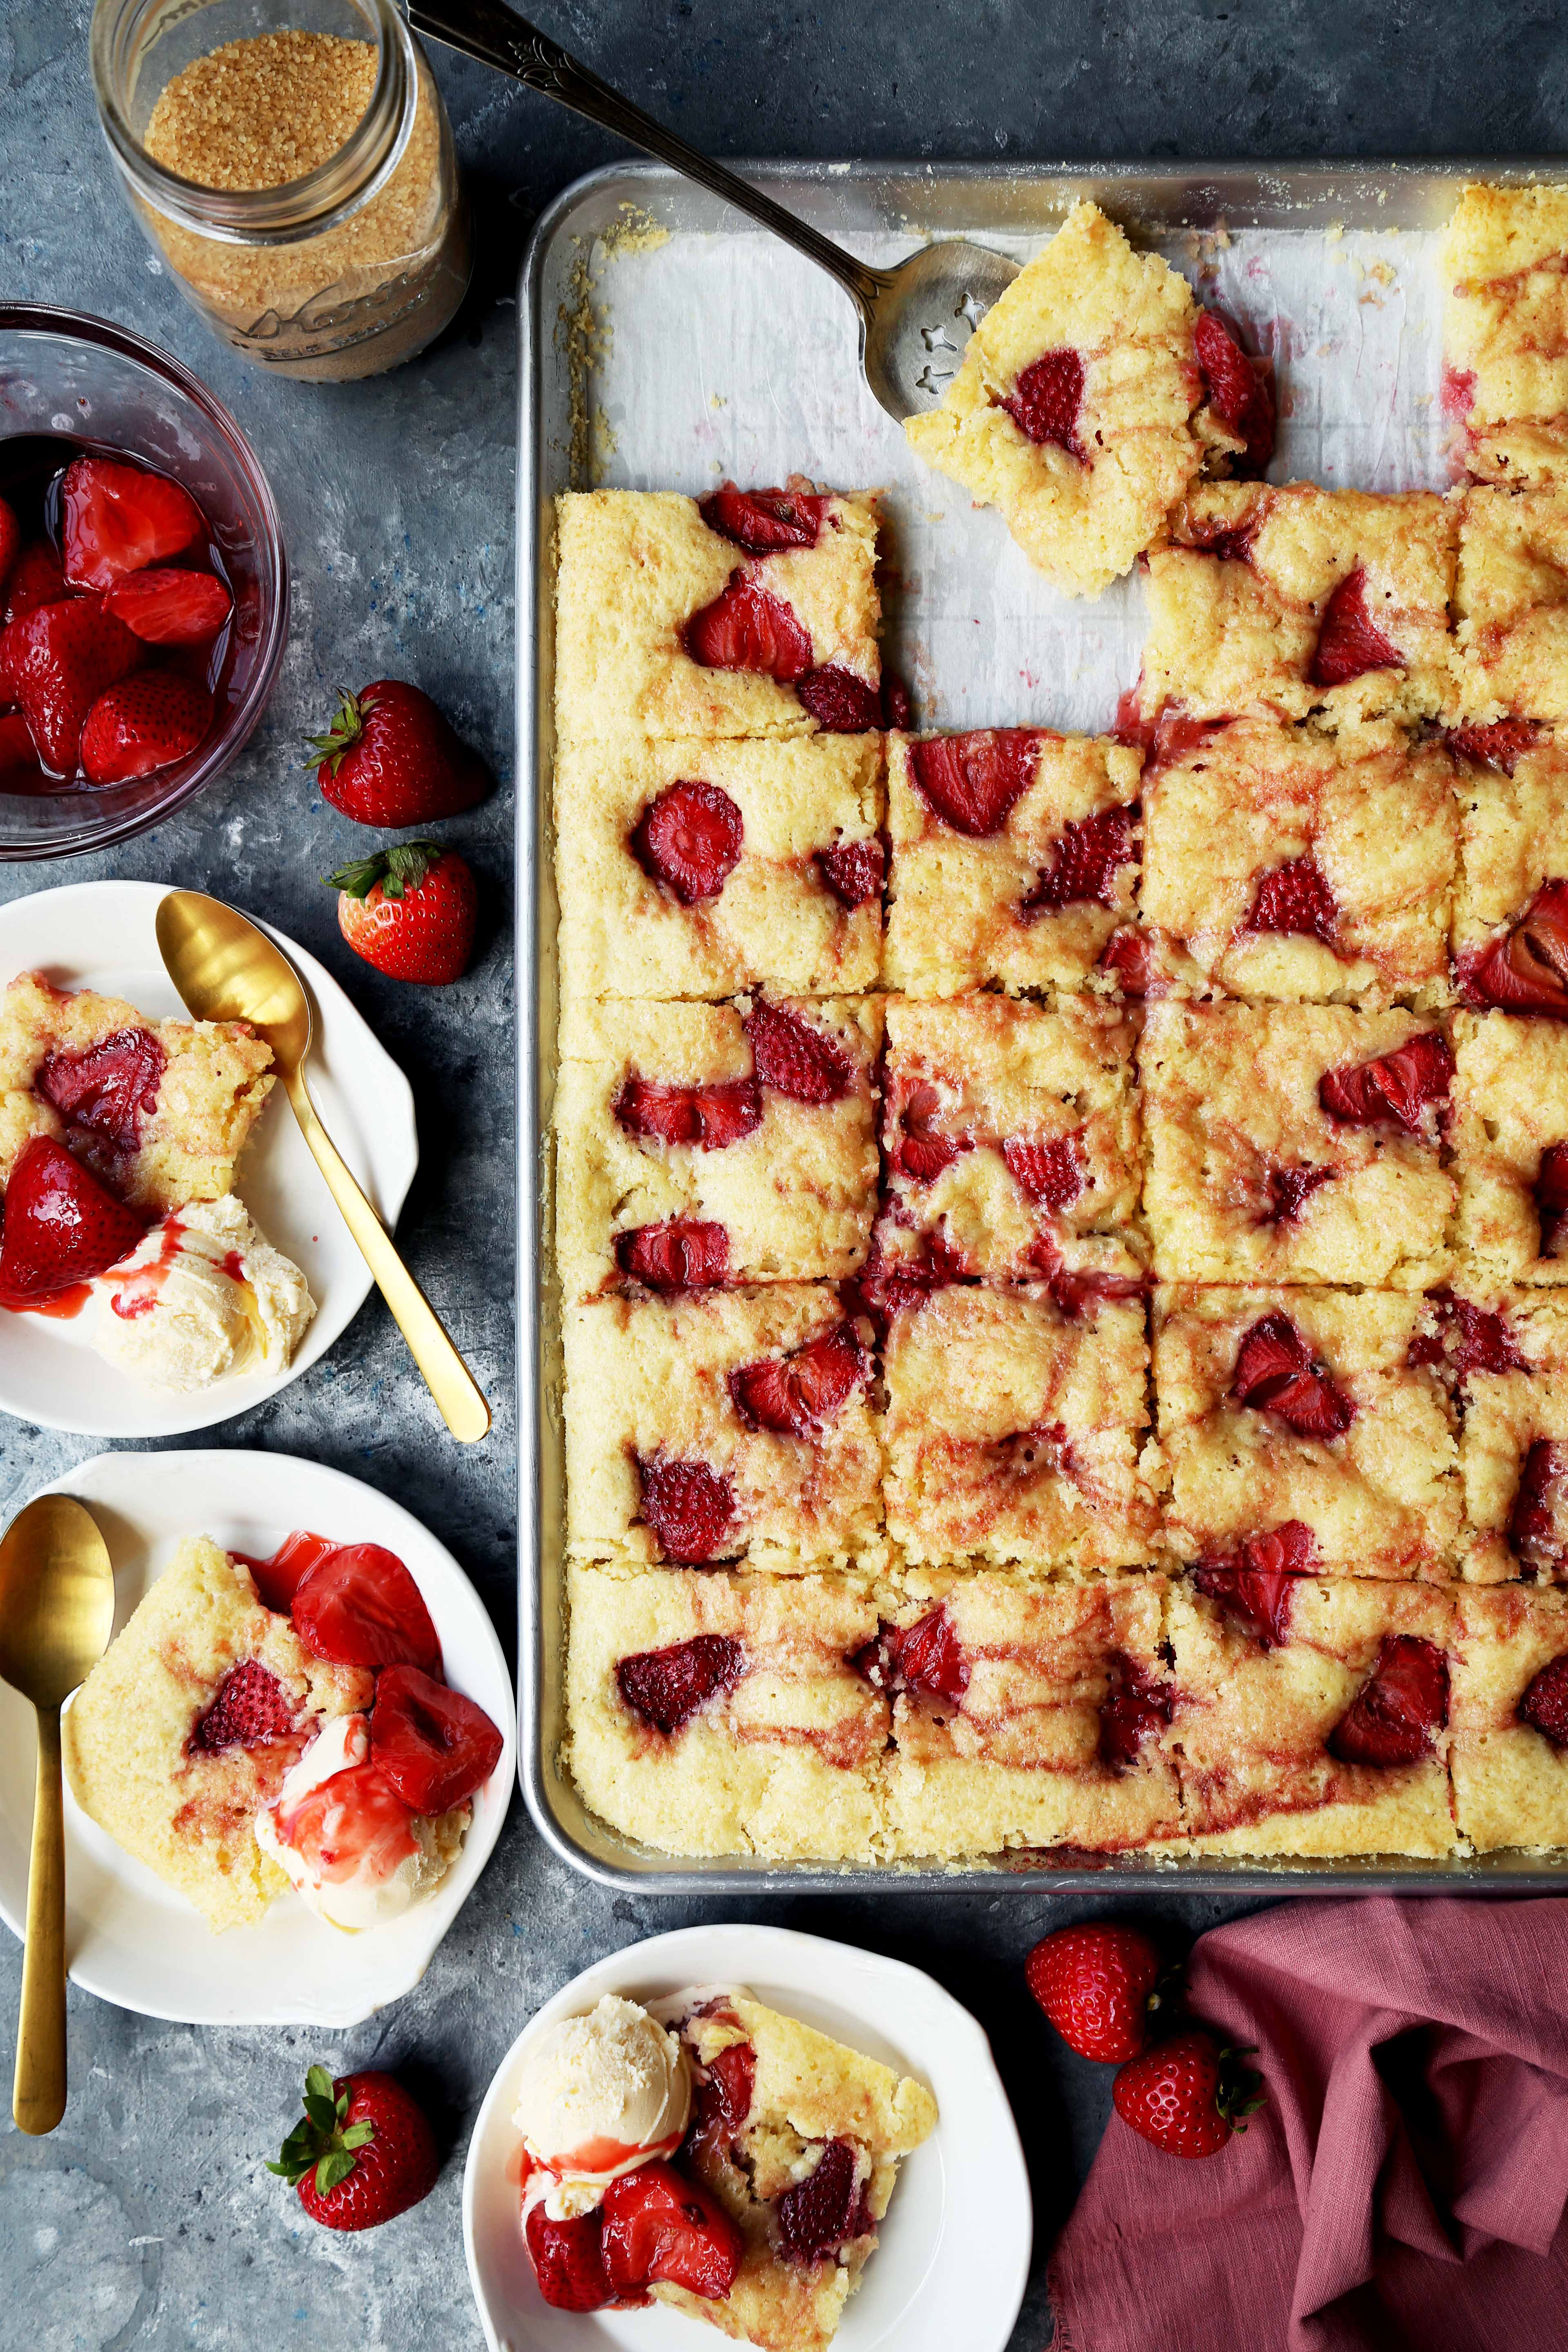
{"left": 596, "top": 201, "right": 671, "bottom": 261}
{"left": 558, "top": 209, "right": 671, "bottom": 487}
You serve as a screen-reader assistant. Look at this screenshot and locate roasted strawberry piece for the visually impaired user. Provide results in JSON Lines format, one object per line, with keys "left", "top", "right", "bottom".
{"left": 0, "top": 496, "right": 17, "bottom": 590}
{"left": 1446, "top": 719, "right": 1544, "bottom": 775}
{"left": 525, "top": 2200, "right": 617, "bottom": 2312}
{"left": 1518, "top": 1653, "right": 1568, "bottom": 1748}
{"left": 618, "top": 1635, "right": 746, "bottom": 1734}
{"left": 2, "top": 541, "right": 67, "bottom": 625}
{"left": 894, "top": 1130, "right": 962, "bottom": 1184}
{"left": 680, "top": 572, "right": 812, "bottom": 681}
{"left": 907, "top": 728, "right": 1042, "bottom": 837}
{"left": 0, "top": 1134, "right": 145, "bottom": 1307}
{"left": 1193, "top": 307, "right": 1276, "bottom": 475}
{"left": 796, "top": 665, "right": 881, "bottom": 733}
{"left": 1021, "top": 808, "right": 1134, "bottom": 915}
{"left": 614, "top": 1217, "right": 729, "bottom": 1292}
{"left": 1027, "top": 1243, "right": 1148, "bottom": 1320}
{"left": 636, "top": 1457, "right": 737, "bottom": 1564}
{"left": 745, "top": 999, "right": 851, "bottom": 1104}
{"left": 103, "top": 566, "right": 231, "bottom": 646}
{"left": 613, "top": 1074, "right": 762, "bottom": 1149}
{"left": 851, "top": 1231, "right": 969, "bottom": 1326}
{"left": 728, "top": 1320, "right": 868, "bottom": 1437}
{"left": 235, "top": 1530, "right": 338, "bottom": 1613}
{"left": 630, "top": 779, "right": 744, "bottom": 905}
{"left": 5, "top": 594, "right": 143, "bottom": 770}
{"left": 1000, "top": 347, "right": 1086, "bottom": 458}
{"left": 601, "top": 2160, "right": 743, "bottom": 2301}
{"left": 1441, "top": 362, "right": 1477, "bottom": 419}
{"left": 881, "top": 675, "right": 913, "bottom": 729}
{"left": 1409, "top": 1290, "right": 1525, "bottom": 1384}
{"left": 1318, "top": 1030, "right": 1453, "bottom": 1135}
{"left": 697, "top": 484, "right": 827, "bottom": 554}
{"left": 60, "top": 454, "right": 202, "bottom": 590}
{"left": 1265, "top": 1161, "right": 1333, "bottom": 1225}
{"left": 187, "top": 1659, "right": 296, "bottom": 1753}
{"left": 290, "top": 1542, "right": 442, "bottom": 1675}
{"left": 1307, "top": 567, "right": 1402, "bottom": 689}
{"left": 369, "top": 1663, "right": 503, "bottom": 1813}
{"left": 1245, "top": 854, "right": 1338, "bottom": 943}
{"left": 773, "top": 2138, "right": 866, "bottom": 2264}
{"left": 1328, "top": 1633, "right": 1448, "bottom": 1766}
{"left": 0, "top": 711, "right": 42, "bottom": 789}
{"left": 1508, "top": 1440, "right": 1568, "bottom": 1576}
{"left": 80, "top": 671, "right": 212, "bottom": 783}
{"left": 1231, "top": 1312, "right": 1354, "bottom": 1439}
{"left": 37, "top": 1024, "right": 165, "bottom": 1150}
{"left": 1098, "top": 924, "right": 1158, "bottom": 997}
{"left": 817, "top": 836, "right": 884, "bottom": 909}
{"left": 699, "top": 2040, "right": 755, "bottom": 2134}
{"left": 1192, "top": 1521, "right": 1318, "bottom": 1648}
{"left": 851, "top": 1605, "right": 969, "bottom": 1708}
{"left": 1537, "top": 1143, "right": 1568, "bottom": 1256}
{"left": 1002, "top": 1129, "right": 1084, "bottom": 1211}
{"left": 1462, "top": 880, "right": 1568, "bottom": 1016}
{"left": 1097, "top": 1652, "right": 1172, "bottom": 1771}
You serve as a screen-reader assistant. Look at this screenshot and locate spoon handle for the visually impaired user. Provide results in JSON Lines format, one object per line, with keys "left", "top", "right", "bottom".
{"left": 405, "top": 0, "right": 889, "bottom": 315}
{"left": 14, "top": 1704, "right": 65, "bottom": 2135}
{"left": 284, "top": 1069, "right": 491, "bottom": 1445}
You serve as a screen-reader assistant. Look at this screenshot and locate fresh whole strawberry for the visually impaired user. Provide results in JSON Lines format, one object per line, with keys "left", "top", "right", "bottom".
{"left": 308, "top": 680, "right": 488, "bottom": 826}
{"left": 103, "top": 566, "right": 232, "bottom": 646}
{"left": 600, "top": 2158, "right": 744, "bottom": 2299}
{"left": 1025, "top": 1922, "right": 1163, "bottom": 2063}
{"left": 268, "top": 2066, "right": 438, "bottom": 2231}
{"left": 5, "top": 595, "right": 143, "bottom": 771}
{"left": 80, "top": 672, "right": 212, "bottom": 783}
{"left": 0, "top": 1135, "right": 145, "bottom": 1308}
{"left": 61, "top": 455, "right": 202, "bottom": 591}
{"left": 1112, "top": 2031, "right": 1264, "bottom": 2159}
{"left": 330, "top": 842, "right": 477, "bottom": 986}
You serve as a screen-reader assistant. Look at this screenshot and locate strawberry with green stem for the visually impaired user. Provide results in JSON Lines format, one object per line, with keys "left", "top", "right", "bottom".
{"left": 269, "top": 2065, "right": 438, "bottom": 2231}
{"left": 307, "top": 680, "right": 488, "bottom": 827}
{"left": 328, "top": 841, "right": 477, "bottom": 986}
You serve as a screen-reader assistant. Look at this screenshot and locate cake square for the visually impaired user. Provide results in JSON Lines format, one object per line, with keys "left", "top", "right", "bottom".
{"left": 564, "top": 1561, "right": 891, "bottom": 1862}
{"left": 62, "top": 1536, "right": 372, "bottom": 1931}
{"left": 880, "top": 1568, "right": 1183, "bottom": 1857}
{"left": 1140, "top": 1001, "right": 1458, "bottom": 1289}
{"left": 882, "top": 1280, "right": 1160, "bottom": 1570}
{"left": 553, "top": 488, "right": 882, "bottom": 744}
{"left": 1450, "top": 1584, "right": 1568, "bottom": 1850}
{"left": 883, "top": 726, "right": 1143, "bottom": 998}
{"left": 555, "top": 998, "right": 880, "bottom": 1301}
{"left": 563, "top": 1286, "right": 883, "bottom": 1570}
{"left": 1451, "top": 1012, "right": 1568, "bottom": 1284}
{"left": 1444, "top": 181, "right": 1568, "bottom": 488}
{"left": 1154, "top": 1285, "right": 1461, "bottom": 1576}
{"left": 1455, "top": 487, "right": 1568, "bottom": 723}
{"left": 1451, "top": 724, "right": 1568, "bottom": 1011}
{"left": 874, "top": 993, "right": 1144, "bottom": 1287}
{"left": 1454, "top": 1289, "right": 1568, "bottom": 1583}
{"left": 1134, "top": 481, "right": 1459, "bottom": 729}
{"left": 1167, "top": 1573, "right": 1457, "bottom": 1857}
{"left": 665, "top": 1986, "right": 937, "bottom": 2352}
{"left": 1138, "top": 715, "right": 1457, "bottom": 1006}
{"left": 902, "top": 200, "right": 1260, "bottom": 598}
{"left": 554, "top": 733, "right": 884, "bottom": 1005}
{"left": 0, "top": 970, "right": 274, "bottom": 1212}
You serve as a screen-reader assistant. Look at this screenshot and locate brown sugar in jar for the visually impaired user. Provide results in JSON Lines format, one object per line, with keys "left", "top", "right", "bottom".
{"left": 92, "top": 3, "right": 471, "bottom": 381}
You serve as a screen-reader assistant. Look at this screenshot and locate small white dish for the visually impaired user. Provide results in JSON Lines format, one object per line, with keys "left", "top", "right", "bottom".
{"left": 463, "top": 1922, "right": 1031, "bottom": 2352}
{"left": 0, "top": 1448, "right": 515, "bottom": 2027}
{"left": 0, "top": 877, "right": 418, "bottom": 1437}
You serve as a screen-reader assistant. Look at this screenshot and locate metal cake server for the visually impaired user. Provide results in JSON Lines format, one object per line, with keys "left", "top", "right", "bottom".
{"left": 407, "top": 0, "right": 1018, "bottom": 419}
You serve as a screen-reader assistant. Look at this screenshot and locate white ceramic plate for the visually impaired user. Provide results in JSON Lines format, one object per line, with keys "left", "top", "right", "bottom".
{"left": 0, "top": 877, "right": 418, "bottom": 1436}
{"left": 0, "top": 1449, "right": 516, "bottom": 2027}
{"left": 464, "top": 1923, "right": 1031, "bottom": 2352}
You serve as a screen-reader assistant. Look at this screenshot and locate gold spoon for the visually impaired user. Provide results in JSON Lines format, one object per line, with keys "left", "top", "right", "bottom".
{"left": 0, "top": 1494, "right": 114, "bottom": 2134}
{"left": 156, "top": 889, "right": 490, "bottom": 1445}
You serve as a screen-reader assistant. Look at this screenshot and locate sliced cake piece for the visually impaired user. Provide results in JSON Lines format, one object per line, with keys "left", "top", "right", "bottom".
{"left": 1445, "top": 180, "right": 1568, "bottom": 488}
{"left": 1450, "top": 1584, "right": 1568, "bottom": 1850}
{"left": 1452, "top": 1288, "right": 1568, "bottom": 1582}
{"left": 653, "top": 1985, "right": 938, "bottom": 2352}
{"left": 1454, "top": 487, "right": 1568, "bottom": 724}
{"left": 0, "top": 969, "right": 274, "bottom": 1211}
{"left": 63, "top": 1536, "right": 371, "bottom": 1931}
{"left": 1450, "top": 724, "right": 1568, "bottom": 1016}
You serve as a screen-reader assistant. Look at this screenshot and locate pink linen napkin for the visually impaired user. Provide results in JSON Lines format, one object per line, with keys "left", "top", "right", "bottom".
{"left": 1047, "top": 1896, "right": 1568, "bottom": 2352}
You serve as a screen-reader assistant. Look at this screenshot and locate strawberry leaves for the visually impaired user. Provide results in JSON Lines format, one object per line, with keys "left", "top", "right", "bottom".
{"left": 269, "top": 2066, "right": 376, "bottom": 2198}
{"left": 327, "top": 840, "right": 447, "bottom": 902}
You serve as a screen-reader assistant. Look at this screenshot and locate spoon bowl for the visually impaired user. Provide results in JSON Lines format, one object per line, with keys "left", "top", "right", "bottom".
{"left": 863, "top": 238, "right": 1020, "bottom": 421}
{"left": 0, "top": 1493, "right": 114, "bottom": 2134}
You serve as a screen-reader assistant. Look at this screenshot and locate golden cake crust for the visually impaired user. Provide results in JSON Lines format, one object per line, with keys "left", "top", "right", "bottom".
{"left": 1450, "top": 1583, "right": 1568, "bottom": 1849}
{"left": 1445, "top": 183, "right": 1568, "bottom": 485}
{"left": 1455, "top": 487, "right": 1568, "bottom": 722}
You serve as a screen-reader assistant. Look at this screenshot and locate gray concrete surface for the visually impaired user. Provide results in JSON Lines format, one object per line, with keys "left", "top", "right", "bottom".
{"left": 0, "top": 4, "right": 1553, "bottom": 2346}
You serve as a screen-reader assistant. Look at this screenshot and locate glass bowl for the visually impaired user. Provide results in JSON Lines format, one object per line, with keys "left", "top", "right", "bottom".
{"left": 0, "top": 305, "right": 288, "bottom": 859}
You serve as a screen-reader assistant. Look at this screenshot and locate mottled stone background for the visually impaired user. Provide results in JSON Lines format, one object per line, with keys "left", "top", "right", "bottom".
{"left": 0, "top": 5, "right": 1555, "bottom": 2345}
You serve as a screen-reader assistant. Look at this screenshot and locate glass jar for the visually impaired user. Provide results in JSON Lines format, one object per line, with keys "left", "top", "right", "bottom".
{"left": 91, "top": 0, "right": 471, "bottom": 383}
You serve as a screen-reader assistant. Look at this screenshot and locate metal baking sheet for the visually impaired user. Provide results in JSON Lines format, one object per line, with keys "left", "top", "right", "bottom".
{"left": 517, "top": 156, "right": 1568, "bottom": 1891}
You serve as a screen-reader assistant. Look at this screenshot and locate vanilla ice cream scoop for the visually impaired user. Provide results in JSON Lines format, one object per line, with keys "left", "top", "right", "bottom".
{"left": 254, "top": 1713, "right": 468, "bottom": 1932}
{"left": 513, "top": 1995, "right": 693, "bottom": 2209}
{"left": 95, "top": 1194, "right": 315, "bottom": 1393}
